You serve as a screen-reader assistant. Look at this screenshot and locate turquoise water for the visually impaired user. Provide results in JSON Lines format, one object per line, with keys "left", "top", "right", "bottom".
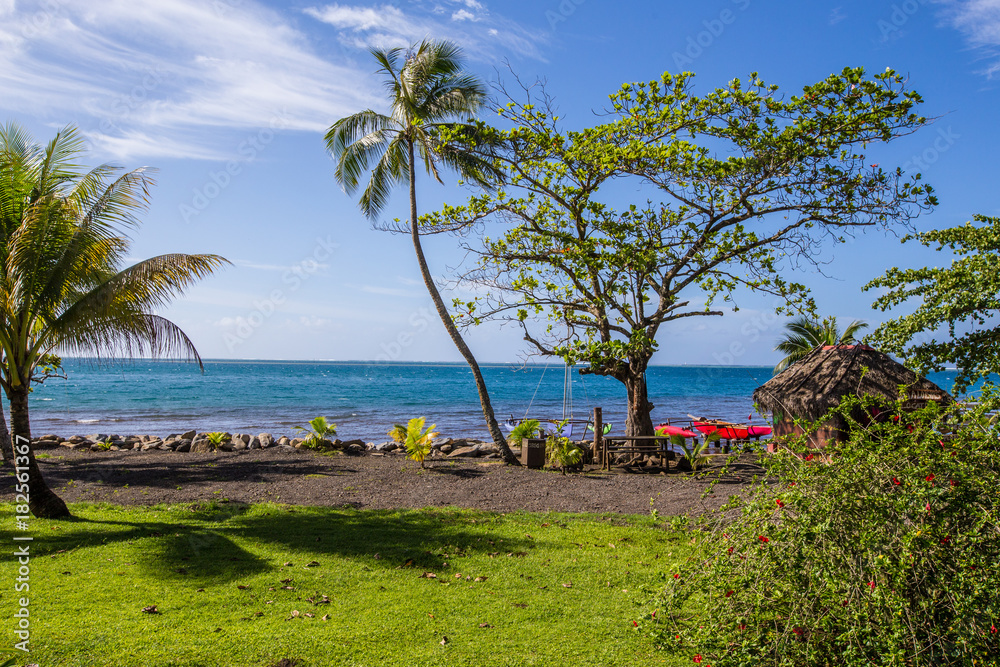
{"left": 25, "top": 359, "right": 961, "bottom": 441}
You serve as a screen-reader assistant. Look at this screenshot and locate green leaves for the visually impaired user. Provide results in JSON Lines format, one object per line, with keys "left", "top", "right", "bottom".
{"left": 404, "top": 416, "right": 438, "bottom": 468}
{"left": 865, "top": 215, "right": 1000, "bottom": 391}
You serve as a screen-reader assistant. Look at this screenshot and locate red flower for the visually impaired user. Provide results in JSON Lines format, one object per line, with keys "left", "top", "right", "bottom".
{"left": 788, "top": 482, "right": 796, "bottom": 487}
{"left": 941, "top": 536, "right": 950, "bottom": 544}
{"left": 694, "top": 656, "right": 703, "bottom": 664}
{"left": 633, "top": 620, "right": 638, "bottom": 627}
{"left": 842, "top": 599, "right": 849, "bottom": 606}
{"left": 925, "top": 502, "right": 932, "bottom": 512}
{"left": 892, "top": 477, "right": 901, "bottom": 486}
{"left": 991, "top": 624, "right": 997, "bottom": 634}
{"left": 737, "top": 624, "right": 746, "bottom": 631}
{"left": 950, "top": 479, "right": 957, "bottom": 487}
{"left": 793, "top": 627, "right": 803, "bottom": 636}
{"left": 726, "top": 590, "right": 734, "bottom": 598}
{"left": 674, "top": 573, "right": 680, "bottom": 579}
{"left": 926, "top": 474, "right": 935, "bottom": 482}
{"left": 868, "top": 581, "right": 876, "bottom": 590}
{"left": 759, "top": 536, "right": 770, "bottom": 543}
{"left": 776, "top": 498, "right": 785, "bottom": 509}
{"left": 805, "top": 454, "right": 815, "bottom": 461}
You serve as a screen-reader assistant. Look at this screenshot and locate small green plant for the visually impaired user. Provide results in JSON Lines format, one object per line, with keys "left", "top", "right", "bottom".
{"left": 205, "top": 432, "right": 228, "bottom": 450}
{"left": 404, "top": 417, "right": 438, "bottom": 468}
{"left": 546, "top": 421, "right": 583, "bottom": 474}
{"left": 93, "top": 437, "right": 114, "bottom": 451}
{"left": 673, "top": 433, "right": 713, "bottom": 471}
{"left": 387, "top": 423, "right": 407, "bottom": 444}
{"left": 295, "top": 416, "right": 338, "bottom": 449}
{"left": 508, "top": 419, "right": 542, "bottom": 445}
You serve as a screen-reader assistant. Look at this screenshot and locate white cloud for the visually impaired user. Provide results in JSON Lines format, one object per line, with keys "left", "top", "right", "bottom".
{"left": 936, "top": 0, "right": 1000, "bottom": 76}
{"left": 0, "top": 0, "right": 381, "bottom": 161}
{"left": 304, "top": 2, "right": 544, "bottom": 61}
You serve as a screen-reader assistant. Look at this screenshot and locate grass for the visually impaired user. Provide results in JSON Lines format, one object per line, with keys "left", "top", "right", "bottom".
{"left": 0, "top": 503, "right": 691, "bottom": 666}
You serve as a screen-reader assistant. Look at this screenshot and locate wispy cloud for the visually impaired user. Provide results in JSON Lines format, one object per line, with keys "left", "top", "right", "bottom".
{"left": 358, "top": 284, "right": 422, "bottom": 297}
{"left": 0, "top": 0, "right": 544, "bottom": 162}
{"left": 936, "top": 0, "right": 1000, "bottom": 76}
{"left": 303, "top": 2, "right": 545, "bottom": 61}
{"left": 234, "top": 259, "right": 332, "bottom": 273}
{"left": 0, "top": 0, "right": 379, "bottom": 161}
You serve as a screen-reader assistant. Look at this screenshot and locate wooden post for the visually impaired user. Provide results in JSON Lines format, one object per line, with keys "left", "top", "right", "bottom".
{"left": 593, "top": 407, "right": 603, "bottom": 468}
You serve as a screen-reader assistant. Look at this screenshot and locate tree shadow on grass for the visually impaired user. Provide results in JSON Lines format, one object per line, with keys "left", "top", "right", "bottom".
{"left": 0, "top": 504, "right": 537, "bottom": 582}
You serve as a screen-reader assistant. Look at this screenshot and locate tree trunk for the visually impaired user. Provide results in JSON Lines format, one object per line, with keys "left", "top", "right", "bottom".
{"left": 406, "top": 139, "right": 520, "bottom": 465}
{"left": 8, "top": 384, "right": 71, "bottom": 518}
{"left": 623, "top": 366, "right": 656, "bottom": 437}
{"left": 0, "top": 395, "right": 12, "bottom": 466}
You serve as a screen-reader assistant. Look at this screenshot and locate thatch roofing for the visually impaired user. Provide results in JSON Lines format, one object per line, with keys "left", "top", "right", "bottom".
{"left": 753, "top": 345, "right": 952, "bottom": 421}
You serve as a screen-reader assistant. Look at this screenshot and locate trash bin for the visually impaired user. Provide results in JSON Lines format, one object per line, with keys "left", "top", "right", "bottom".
{"left": 521, "top": 438, "right": 546, "bottom": 469}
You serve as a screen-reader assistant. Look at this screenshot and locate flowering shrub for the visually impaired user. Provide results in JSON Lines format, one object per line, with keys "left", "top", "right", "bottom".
{"left": 647, "top": 389, "right": 1000, "bottom": 666}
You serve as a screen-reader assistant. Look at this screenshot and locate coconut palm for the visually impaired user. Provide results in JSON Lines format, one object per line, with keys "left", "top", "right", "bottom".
{"left": 325, "top": 39, "right": 518, "bottom": 464}
{"left": 0, "top": 122, "right": 229, "bottom": 518}
{"left": 774, "top": 315, "right": 869, "bottom": 373}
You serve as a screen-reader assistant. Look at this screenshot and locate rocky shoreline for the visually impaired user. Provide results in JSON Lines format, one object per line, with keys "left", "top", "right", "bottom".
{"left": 27, "top": 432, "right": 550, "bottom": 460}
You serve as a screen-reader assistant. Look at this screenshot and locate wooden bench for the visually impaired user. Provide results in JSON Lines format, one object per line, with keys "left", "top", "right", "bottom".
{"left": 599, "top": 435, "right": 679, "bottom": 469}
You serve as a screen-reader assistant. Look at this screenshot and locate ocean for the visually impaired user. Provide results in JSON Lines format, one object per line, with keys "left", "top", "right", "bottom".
{"left": 24, "top": 359, "right": 961, "bottom": 442}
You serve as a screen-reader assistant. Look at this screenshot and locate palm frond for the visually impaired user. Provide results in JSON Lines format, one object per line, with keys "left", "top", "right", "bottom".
{"left": 359, "top": 139, "right": 408, "bottom": 219}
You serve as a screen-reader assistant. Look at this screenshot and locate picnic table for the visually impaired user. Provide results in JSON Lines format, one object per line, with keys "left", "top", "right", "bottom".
{"left": 598, "top": 435, "right": 679, "bottom": 470}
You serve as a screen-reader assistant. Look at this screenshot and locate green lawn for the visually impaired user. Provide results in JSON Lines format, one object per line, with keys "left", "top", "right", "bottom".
{"left": 1, "top": 502, "right": 690, "bottom": 666}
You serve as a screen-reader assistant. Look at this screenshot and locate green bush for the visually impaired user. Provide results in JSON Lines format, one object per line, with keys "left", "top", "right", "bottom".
{"left": 647, "top": 390, "right": 1000, "bottom": 666}
{"left": 295, "top": 416, "right": 338, "bottom": 450}
{"left": 508, "top": 419, "right": 542, "bottom": 445}
{"left": 404, "top": 416, "right": 438, "bottom": 468}
{"left": 546, "top": 422, "right": 583, "bottom": 474}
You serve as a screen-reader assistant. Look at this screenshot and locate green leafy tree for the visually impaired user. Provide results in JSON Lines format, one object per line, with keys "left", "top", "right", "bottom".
{"left": 865, "top": 214, "right": 1000, "bottom": 392}
{"left": 773, "top": 315, "right": 868, "bottom": 373}
{"left": 0, "top": 122, "right": 229, "bottom": 518}
{"left": 324, "top": 39, "right": 518, "bottom": 464}
{"left": 432, "top": 67, "right": 935, "bottom": 436}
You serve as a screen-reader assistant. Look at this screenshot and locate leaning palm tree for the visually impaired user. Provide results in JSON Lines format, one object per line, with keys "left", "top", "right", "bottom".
{"left": 774, "top": 315, "right": 869, "bottom": 373}
{"left": 0, "top": 122, "right": 229, "bottom": 518}
{"left": 325, "top": 39, "right": 518, "bottom": 465}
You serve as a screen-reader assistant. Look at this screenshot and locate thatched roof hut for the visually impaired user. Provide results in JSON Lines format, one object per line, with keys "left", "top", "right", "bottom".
{"left": 753, "top": 344, "right": 952, "bottom": 448}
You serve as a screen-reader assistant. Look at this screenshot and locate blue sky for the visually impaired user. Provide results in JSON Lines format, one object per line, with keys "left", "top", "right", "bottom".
{"left": 1, "top": 0, "right": 998, "bottom": 365}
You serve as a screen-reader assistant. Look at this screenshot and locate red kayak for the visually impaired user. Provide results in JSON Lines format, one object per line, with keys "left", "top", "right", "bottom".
{"left": 655, "top": 424, "right": 699, "bottom": 438}
{"left": 694, "top": 421, "right": 749, "bottom": 440}
{"left": 747, "top": 425, "right": 772, "bottom": 439}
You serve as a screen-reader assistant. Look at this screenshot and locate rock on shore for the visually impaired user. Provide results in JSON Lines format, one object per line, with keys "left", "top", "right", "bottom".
{"left": 27, "top": 433, "right": 580, "bottom": 460}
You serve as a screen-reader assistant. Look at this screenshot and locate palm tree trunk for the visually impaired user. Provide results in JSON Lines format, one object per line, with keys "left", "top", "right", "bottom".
{"left": 406, "top": 139, "right": 520, "bottom": 465}
{"left": 8, "top": 384, "right": 71, "bottom": 518}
